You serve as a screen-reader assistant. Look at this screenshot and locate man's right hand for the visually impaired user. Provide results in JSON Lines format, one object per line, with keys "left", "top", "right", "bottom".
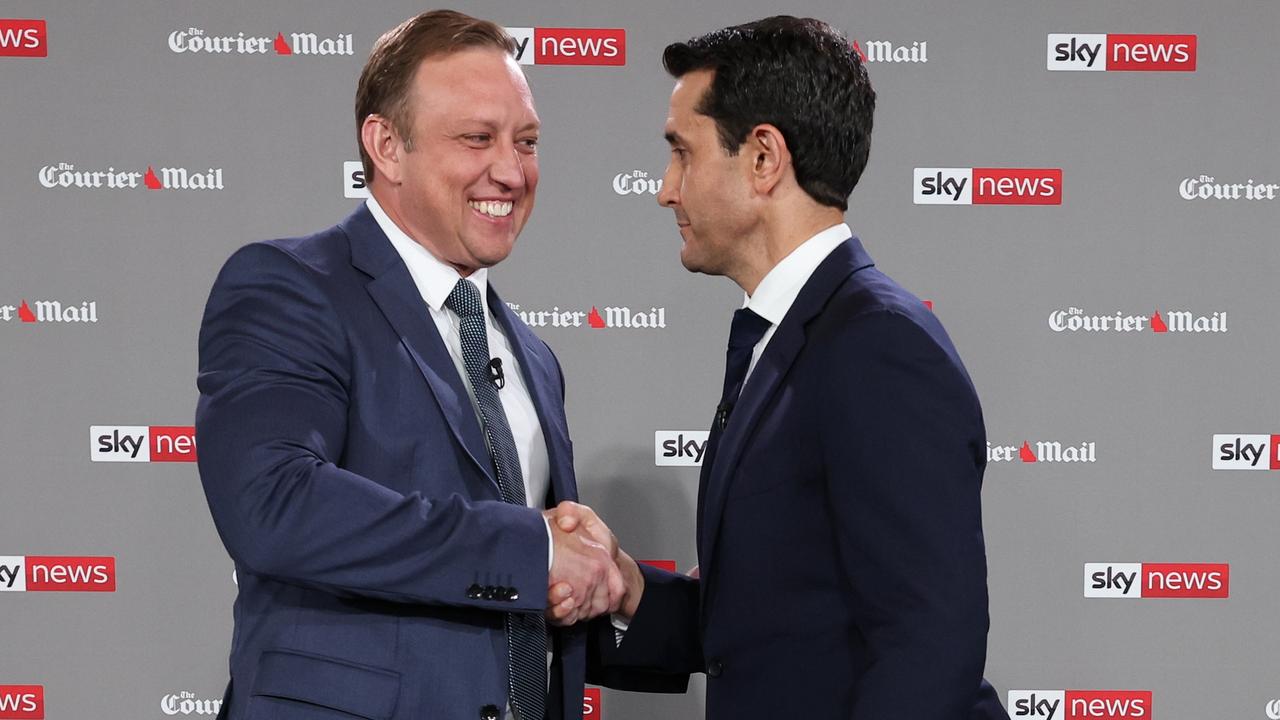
{"left": 545, "top": 507, "right": 624, "bottom": 626}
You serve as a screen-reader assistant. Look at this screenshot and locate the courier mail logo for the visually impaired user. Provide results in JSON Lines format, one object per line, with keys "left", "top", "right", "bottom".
{"left": 914, "top": 168, "right": 1061, "bottom": 205}
{"left": 0, "top": 685, "right": 43, "bottom": 719}
{"left": 1008, "top": 690, "right": 1151, "bottom": 719}
{"left": 1084, "top": 562, "right": 1228, "bottom": 599}
{"left": 0, "top": 556, "right": 116, "bottom": 592}
{"left": 655, "top": 431, "right": 709, "bottom": 467}
{"left": 1212, "top": 434, "right": 1280, "bottom": 470}
{"left": 90, "top": 425, "right": 197, "bottom": 463}
{"left": 1047, "top": 34, "right": 1196, "bottom": 72}
{"left": 505, "top": 27, "right": 625, "bottom": 66}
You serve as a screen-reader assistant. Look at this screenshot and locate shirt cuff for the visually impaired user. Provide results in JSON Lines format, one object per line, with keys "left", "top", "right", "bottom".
{"left": 610, "top": 613, "right": 629, "bottom": 646}
{"left": 543, "top": 516, "right": 554, "bottom": 571}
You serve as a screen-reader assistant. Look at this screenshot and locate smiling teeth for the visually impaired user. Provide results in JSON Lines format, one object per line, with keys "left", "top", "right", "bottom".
{"left": 469, "top": 200, "right": 513, "bottom": 218}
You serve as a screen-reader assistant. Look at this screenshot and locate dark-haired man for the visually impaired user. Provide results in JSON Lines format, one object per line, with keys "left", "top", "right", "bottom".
{"left": 197, "top": 10, "right": 621, "bottom": 720}
{"left": 575, "top": 15, "right": 1008, "bottom": 719}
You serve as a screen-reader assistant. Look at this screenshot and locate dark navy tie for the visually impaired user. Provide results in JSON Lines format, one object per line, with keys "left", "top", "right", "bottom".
{"left": 702, "top": 307, "right": 772, "bottom": 479}
{"left": 445, "top": 278, "right": 546, "bottom": 720}
{"left": 715, "top": 308, "right": 772, "bottom": 430}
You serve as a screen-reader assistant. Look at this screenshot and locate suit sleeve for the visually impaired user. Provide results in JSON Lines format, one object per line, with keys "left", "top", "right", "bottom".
{"left": 195, "top": 243, "right": 548, "bottom": 612}
{"left": 585, "top": 562, "right": 702, "bottom": 692}
{"left": 820, "top": 309, "right": 991, "bottom": 720}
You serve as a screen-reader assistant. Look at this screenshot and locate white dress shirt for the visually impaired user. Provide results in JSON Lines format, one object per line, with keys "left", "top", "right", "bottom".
{"left": 742, "top": 223, "right": 851, "bottom": 384}
{"left": 367, "top": 197, "right": 552, "bottom": 513}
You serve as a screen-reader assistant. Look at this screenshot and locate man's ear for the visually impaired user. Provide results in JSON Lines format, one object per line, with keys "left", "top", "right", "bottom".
{"left": 745, "top": 123, "right": 790, "bottom": 196}
{"left": 360, "top": 113, "right": 404, "bottom": 185}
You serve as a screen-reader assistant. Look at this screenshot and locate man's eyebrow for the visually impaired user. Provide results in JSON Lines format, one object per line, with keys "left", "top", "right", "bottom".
{"left": 664, "top": 131, "right": 683, "bottom": 146}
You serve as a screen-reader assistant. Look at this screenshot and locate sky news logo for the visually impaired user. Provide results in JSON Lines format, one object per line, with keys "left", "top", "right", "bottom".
{"left": 1084, "top": 562, "right": 1228, "bottom": 599}
{"left": 1213, "top": 434, "right": 1280, "bottom": 471}
{"left": 506, "top": 27, "right": 625, "bottom": 66}
{"left": 914, "top": 168, "right": 1062, "bottom": 205}
{"left": 0, "top": 19, "right": 45, "bottom": 57}
{"left": 0, "top": 685, "right": 43, "bottom": 719}
{"left": 1047, "top": 34, "right": 1196, "bottom": 72}
{"left": 91, "top": 426, "right": 197, "bottom": 463}
{"left": 655, "top": 431, "right": 709, "bottom": 467}
{"left": 344, "top": 161, "right": 369, "bottom": 199}
{"left": 1009, "top": 689, "right": 1151, "bottom": 719}
{"left": 582, "top": 688, "right": 601, "bottom": 719}
{"left": 0, "top": 556, "right": 116, "bottom": 592}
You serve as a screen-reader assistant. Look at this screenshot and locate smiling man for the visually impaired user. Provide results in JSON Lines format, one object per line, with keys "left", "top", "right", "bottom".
{"left": 196, "top": 10, "right": 622, "bottom": 720}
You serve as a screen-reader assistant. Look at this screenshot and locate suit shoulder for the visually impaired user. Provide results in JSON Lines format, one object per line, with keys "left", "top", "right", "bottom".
{"left": 219, "top": 222, "right": 351, "bottom": 280}
{"left": 814, "top": 268, "right": 967, "bottom": 365}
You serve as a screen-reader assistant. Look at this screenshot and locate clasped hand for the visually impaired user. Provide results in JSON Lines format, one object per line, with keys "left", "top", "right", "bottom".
{"left": 543, "top": 501, "right": 640, "bottom": 626}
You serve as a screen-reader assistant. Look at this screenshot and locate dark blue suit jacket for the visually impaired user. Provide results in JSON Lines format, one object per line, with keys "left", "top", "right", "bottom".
{"left": 196, "top": 205, "right": 586, "bottom": 720}
{"left": 589, "top": 238, "right": 1008, "bottom": 719}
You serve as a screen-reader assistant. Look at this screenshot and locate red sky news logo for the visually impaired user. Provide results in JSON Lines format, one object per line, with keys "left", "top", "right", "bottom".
{"left": 1084, "top": 562, "right": 1228, "bottom": 598}
{"left": 1047, "top": 34, "right": 1196, "bottom": 72}
{"left": 0, "top": 19, "right": 45, "bottom": 57}
{"left": 91, "top": 426, "right": 197, "bottom": 463}
{"left": 1213, "top": 434, "right": 1280, "bottom": 470}
{"left": 582, "top": 688, "right": 601, "bottom": 719}
{"left": 0, "top": 556, "right": 116, "bottom": 592}
{"left": 914, "top": 168, "right": 1062, "bottom": 205}
{"left": 637, "top": 560, "right": 678, "bottom": 573}
{"left": 505, "top": 27, "right": 625, "bottom": 66}
{"left": 1009, "top": 690, "right": 1151, "bottom": 719}
{"left": 0, "top": 685, "right": 43, "bottom": 719}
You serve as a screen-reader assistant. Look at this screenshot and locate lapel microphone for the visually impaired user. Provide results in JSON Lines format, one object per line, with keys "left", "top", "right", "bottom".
{"left": 715, "top": 402, "right": 732, "bottom": 430}
{"left": 488, "top": 358, "right": 505, "bottom": 389}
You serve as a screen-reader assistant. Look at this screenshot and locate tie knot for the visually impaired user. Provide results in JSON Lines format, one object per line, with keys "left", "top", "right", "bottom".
{"left": 728, "top": 308, "right": 771, "bottom": 351}
{"left": 444, "top": 279, "right": 484, "bottom": 318}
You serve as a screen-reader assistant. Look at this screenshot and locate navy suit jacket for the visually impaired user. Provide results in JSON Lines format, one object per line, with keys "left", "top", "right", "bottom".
{"left": 196, "top": 205, "right": 586, "bottom": 720}
{"left": 589, "top": 238, "right": 1008, "bottom": 719}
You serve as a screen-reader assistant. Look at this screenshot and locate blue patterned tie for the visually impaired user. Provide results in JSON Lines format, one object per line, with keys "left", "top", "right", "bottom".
{"left": 445, "top": 278, "right": 546, "bottom": 720}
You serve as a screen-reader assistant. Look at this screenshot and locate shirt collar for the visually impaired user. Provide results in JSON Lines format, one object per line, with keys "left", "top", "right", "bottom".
{"left": 745, "top": 223, "right": 851, "bottom": 325}
{"left": 366, "top": 196, "right": 489, "bottom": 316}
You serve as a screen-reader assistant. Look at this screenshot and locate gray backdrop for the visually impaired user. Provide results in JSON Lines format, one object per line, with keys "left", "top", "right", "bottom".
{"left": 2, "top": 1, "right": 1278, "bottom": 718}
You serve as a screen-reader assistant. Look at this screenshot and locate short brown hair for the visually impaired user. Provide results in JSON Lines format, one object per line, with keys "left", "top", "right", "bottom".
{"left": 355, "top": 10, "right": 516, "bottom": 180}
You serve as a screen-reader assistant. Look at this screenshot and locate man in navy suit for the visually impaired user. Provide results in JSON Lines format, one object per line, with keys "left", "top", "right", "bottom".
{"left": 565, "top": 16, "right": 1010, "bottom": 719}
{"left": 196, "top": 11, "right": 622, "bottom": 720}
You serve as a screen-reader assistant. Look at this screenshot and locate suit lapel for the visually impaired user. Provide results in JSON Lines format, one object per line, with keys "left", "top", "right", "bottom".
{"left": 341, "top": 205, "right": 498, "bottom": 489}
{"left": 698, "top": 238, "right": 876, "bottom": 583}
{"left": 490, "top": 285, "right": 578, "bottom": 507}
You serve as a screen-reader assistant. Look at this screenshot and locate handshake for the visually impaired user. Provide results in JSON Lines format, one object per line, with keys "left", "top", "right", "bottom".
{"left": 542, "top": 501, "right": 645, "bottom": 626}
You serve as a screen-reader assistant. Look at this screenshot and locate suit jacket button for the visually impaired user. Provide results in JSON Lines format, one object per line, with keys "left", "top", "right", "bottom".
{"left": 506, "top": 587, "right": 519, "bottom": 602}
{"left": 479, "top": 704, "right": 500, "bottom": 720}
{"left": 466, "top": 583, "right": 483, "bottom": 599}
{"left": 707, "top": 659, "right": 723, "bottom": 677}
{"left": 482, "top": 585, "right": 498, "bottom": 600}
